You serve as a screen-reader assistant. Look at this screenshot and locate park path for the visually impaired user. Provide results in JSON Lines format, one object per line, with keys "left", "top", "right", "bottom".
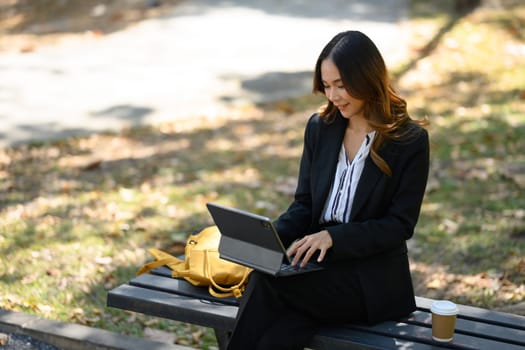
{"left": 0, "top": 0, "right": 410, "bottom": 147}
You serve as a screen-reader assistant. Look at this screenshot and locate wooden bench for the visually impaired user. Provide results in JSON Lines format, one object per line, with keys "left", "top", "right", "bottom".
{"left": 107, "top": 266, "right": 525, "bottom": 349}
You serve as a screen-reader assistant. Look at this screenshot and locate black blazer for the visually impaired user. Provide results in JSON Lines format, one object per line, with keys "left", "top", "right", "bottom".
{"left": 274, "top": 112, "right": 430, "bottom": 323}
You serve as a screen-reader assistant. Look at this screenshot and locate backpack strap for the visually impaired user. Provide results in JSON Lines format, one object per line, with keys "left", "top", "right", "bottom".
{"left": 205, "top": 250, "right": 252, "bottom": 298}
{"left": 136, "top": 248, "right": 185, "bottom": 276}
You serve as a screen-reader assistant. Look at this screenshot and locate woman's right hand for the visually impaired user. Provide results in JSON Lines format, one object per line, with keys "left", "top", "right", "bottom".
{"left": 287, "top": 230, "right": 333, "bottom": 267}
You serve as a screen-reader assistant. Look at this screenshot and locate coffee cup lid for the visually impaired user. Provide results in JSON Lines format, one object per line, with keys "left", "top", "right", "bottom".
{"left": 431, "top": 300, "right": 459, "bottom": 315}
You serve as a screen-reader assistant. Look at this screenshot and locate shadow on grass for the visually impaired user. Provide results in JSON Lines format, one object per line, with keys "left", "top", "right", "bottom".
{"left": 0, "top": 103, "right": 157, "bottom": 149}
{"left": 411, "top": 97, "right": 524, "bottom": 296}
{"left": 0, "top": 114, "right": 304, "bottom": 345}
{"left": 393, "top": 0, "right": 481, "bottom": 83}
{"left": 0, "top": 111, "right": 306, "bottom": 275}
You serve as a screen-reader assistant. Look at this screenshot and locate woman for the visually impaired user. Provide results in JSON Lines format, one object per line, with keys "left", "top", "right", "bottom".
{"left": 226, "top": 30, "right": 429, "bottom": 350}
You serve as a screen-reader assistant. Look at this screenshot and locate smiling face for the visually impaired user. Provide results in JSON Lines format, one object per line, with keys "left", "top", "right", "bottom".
{"left": 320, "top": 58, "right": 365, "bottom": 120}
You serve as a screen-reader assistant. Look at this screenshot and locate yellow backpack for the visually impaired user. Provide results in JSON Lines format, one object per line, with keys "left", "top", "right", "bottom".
{"left": 137, "top": 225, "right": 252, "bottom": 298}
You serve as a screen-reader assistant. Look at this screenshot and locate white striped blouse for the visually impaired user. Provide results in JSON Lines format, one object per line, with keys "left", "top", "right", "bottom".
{"left": 320, "top": 131, "right": 376, "bottom": 224}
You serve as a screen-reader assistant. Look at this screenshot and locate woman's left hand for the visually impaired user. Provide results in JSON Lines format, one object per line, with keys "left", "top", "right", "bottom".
{"left": 287, "top": 230, "right": 333, "bottom": 267}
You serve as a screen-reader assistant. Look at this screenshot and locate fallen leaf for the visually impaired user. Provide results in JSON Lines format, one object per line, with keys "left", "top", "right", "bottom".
{"left": 0, "top": 333, "right": 8, "bottom": 346}
{"left": 104, "top": 273, "right": 117, "bottom": 289}
{"left": 83, "top": 159, "right": 102, "bottom": 171}
{"left": 127, "top": 313, "right": 137, "bottom": 323}
{"left": 20, "top": 44, "right": 35, "bottom": 53}
{"left": 46, "top": 268, "right": 61, "bottom": 276}
{"left": 37, "top": 304, "right": 53, "bottom": 315}
{"left": 21, "top": 274, "right": 38, "bottom": 285}
{"left": 143, "top": 318, "right": 159, "bottom": 327}
{"left": 94, "top": 256, "right": 112, "bottom": 265}
{"left": 427, "top": 279, "right": 444, "bottom": 289}
{"left": 73, "top": 307, "right": 84, "bottom": 316}
{"left": 192, "top": 330, "right": 203, "bottom": 343}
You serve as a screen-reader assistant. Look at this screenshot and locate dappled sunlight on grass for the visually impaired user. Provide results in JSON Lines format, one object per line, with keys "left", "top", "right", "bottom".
{"left": 399, "top": 0, "right": 525, "bottom": 314}
{"left": 411, "top": 259, "right": 525, "bottom": 308}
{"left": 0, "top": 101, "right": 312, "bottom": 347}
{"left": 200, "top": 166, "right": 261, "bottom": 187}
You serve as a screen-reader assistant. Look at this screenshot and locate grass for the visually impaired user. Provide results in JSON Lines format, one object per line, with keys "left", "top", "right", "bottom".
{"left": 398, "top": 0, "right": 525, "bottom": 309}
{"left": 1, "top": 1, "right": 524, "bottom": 349}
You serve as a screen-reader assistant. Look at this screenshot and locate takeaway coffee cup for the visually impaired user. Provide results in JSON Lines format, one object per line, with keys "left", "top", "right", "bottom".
{"left": 431, "top": 300, "right": 459, "bottom": 342}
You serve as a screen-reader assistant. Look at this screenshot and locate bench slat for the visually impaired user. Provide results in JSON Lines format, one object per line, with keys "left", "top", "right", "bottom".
{"left": 405, "top": 310, "right": 525, "bottom": 347}
{"left": 150, "top": 266, "right": 173, "bottom": 277}
{"left": 108, "top": 284, "right": 436, "bottom": 350}
{"left": 108, "top": 274, "right": 525, "bottom": 350}
{"left": 130, "top": 274, "right": 240, "bottom": 306}
{"left": 311, "top": 327, "right": 447, "bottom": 350}
{"left": 415, "top": 296, "right": 525, "bottom": 330}
{"left": 107, "top": 284, "right": 237, "bottom": 330}
{"left": 350, "top": 321, "right": 525, "bottom": 350}
{"left": 145, "top": 272, "right": 525, "bottom": 329}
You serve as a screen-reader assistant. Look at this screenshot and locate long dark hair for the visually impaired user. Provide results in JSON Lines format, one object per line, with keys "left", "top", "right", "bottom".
{"left": 313, "top": 31, "right": 426, "bottom": 176}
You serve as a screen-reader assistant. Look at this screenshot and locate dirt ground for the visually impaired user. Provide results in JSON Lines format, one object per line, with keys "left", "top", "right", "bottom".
{"left": 0, "top": 0, "right": 183, "bottom": 51}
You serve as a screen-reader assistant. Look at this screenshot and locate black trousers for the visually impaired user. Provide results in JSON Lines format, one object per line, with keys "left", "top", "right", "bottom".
{"left": 226, "top": 262, "right": 367, "bottom": 350}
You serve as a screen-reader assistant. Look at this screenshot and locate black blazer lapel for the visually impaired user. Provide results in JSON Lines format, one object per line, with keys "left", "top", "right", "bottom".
{"left": 349, "top": 156, "right": 383, "bottom": 220}
{"left": 350, "top": 140, "right": 400, "bottom": 220}
{"left": 312, "top": 116, "right": 346, "bottom": 222}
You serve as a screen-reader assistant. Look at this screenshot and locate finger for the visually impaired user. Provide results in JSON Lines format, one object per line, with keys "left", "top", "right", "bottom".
{"left": 317, "top": 248, "right": 326, "bottom": 263}
{"left": 300, "top": 244, "right": 317, "bottom": 267}
{"left": 290, "top": 243, "right": 301, "bottom": 266}
{"left": 287, "top": 238, "right": 303, "bottom": 256}
{"left": 291, "top": 251, "right": 302, "bottom": 266}
{"left": 291, "top": 240, "right": 309, "bottom": 266}
{"left": 287, "top": 242, "right": 298, "bottom": 257}
{"left": 300, "top": 249, "right": 313, "bottom": 267}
